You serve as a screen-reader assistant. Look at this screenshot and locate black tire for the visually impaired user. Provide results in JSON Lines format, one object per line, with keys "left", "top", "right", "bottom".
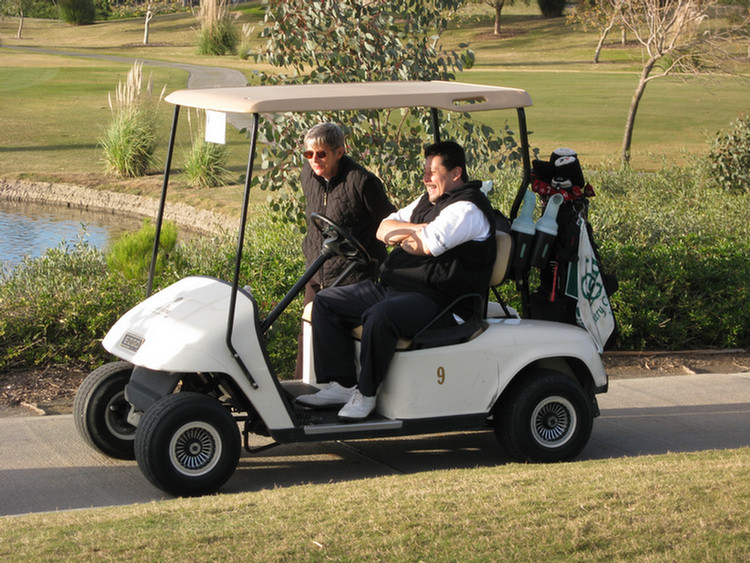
{"left": 134, "top": 392, "right": 240, "bottom": 497}
{"left": 73, "top": 361, "right": 136, "bottom": 460}
{"left": 494, "top": 370, "right": 594, "bottom": 463}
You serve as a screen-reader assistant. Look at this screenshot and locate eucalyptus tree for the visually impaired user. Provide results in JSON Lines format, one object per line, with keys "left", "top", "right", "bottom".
{"left": 251, "top": 0, "right": 528, "bottom": 227}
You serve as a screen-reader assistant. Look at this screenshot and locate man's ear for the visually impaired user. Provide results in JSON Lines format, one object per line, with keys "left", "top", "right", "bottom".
{"left": 452, "top": 166, "right": 463, "bottom": 182}
{"left": 335, "top": 146, "right": 346, "bottom": 159}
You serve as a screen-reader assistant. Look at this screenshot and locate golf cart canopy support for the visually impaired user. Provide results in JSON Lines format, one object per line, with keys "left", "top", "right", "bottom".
{"left": 148, "top": 80, "right": 534, "bottom": 387}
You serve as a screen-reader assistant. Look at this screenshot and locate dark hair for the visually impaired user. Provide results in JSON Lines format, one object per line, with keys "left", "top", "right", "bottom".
{"left": 424, "top": 141, "right": 468, "bottom": 182}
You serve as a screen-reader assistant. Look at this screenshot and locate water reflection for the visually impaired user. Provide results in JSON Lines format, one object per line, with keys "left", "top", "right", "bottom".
{"left": 0, "top": 200, "right": 145, "bottom": 269}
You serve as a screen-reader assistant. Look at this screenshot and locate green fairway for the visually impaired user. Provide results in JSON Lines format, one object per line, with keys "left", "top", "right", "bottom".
{"left": 1, "top": 4, "right": 747, "bottom": 186}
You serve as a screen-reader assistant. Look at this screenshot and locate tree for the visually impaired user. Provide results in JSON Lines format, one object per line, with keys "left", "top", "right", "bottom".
{"left": 473, "top": 0, "right": 531, "bottom": 36}
{"left": 568, "top": 0, "right": 627, "bottom": 63}
{"left": 143, "top": 0, "right": 155, "bottom": 45}
{"left": 617, "top": 0, "right": 749, "bottom": 165}
{"left": 1, "top": 0, "right": 33, "bottom": 38}
{"left": 252, "top": 0, "right": 529, "bottom": 226}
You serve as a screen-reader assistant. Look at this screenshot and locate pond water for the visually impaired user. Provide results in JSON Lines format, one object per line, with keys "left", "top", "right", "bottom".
{"left": 0, "top": 200, "right": 145, "bottom": 271}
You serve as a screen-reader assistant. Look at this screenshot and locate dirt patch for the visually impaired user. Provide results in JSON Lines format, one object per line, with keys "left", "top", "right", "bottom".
{"left": 2, "top": 350, "right": 748, "bottom": 418}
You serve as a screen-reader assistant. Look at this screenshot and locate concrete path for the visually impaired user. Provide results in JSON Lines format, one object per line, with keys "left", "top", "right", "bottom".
{"left": 1, "top": 373, "right": 748, "bottom": 517}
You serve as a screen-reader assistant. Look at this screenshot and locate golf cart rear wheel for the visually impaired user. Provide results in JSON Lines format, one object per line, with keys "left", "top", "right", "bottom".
{"left": 73, "top": 361, "right": 136, "bottom": 460}
{"left": 134, "top": 392, "right": 240, "bottom": 497}
{"left": 494, "top": 370, "right": 593, "bottom": 463}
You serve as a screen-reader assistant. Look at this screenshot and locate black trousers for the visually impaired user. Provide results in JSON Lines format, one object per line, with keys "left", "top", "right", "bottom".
{"left": 311, "top": 281, "right": 452, "bottom": 396}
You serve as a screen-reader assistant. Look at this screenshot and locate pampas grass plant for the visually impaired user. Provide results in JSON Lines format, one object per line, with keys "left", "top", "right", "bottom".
{"left": 100, "top": 61, "right": 165, "bottom": 177}
{"left": 195, "top": 0, "right": 239, "bottom": 56}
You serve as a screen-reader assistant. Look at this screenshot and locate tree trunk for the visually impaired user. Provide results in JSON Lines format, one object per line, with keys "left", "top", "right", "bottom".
{"left": 493, "top": 0, "right": 505, "bottom": 36}
{"left": 594, "top": 20, "right": 615, "bottom": 64}
{"left": 17, "top": 10, "right": 24, "bottom": 40}
{"left": 621, "top": 59, "right": 656, "bottom": 166}
{"left": 143, "top": 9, "right": 154, "bottom": 45}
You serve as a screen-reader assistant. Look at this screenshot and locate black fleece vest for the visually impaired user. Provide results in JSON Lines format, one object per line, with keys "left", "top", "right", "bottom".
{"left": 379, "top": 181, "right": 496, "bottom": 320}
{"left": 302, "top": 155, "right": 395, "bottom": 288}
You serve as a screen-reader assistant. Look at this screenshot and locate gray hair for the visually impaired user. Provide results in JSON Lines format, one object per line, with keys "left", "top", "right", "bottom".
{"left": 304, "top": 122, "right": 345, "bottom": 149}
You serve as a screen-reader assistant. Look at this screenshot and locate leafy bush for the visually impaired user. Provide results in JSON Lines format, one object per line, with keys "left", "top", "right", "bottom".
{"left": 106, "top": 219, "right": 183, "bottom": 281}
{"left": 0, "top": 237, "right": 141, "bottom": 371}
{"left": 58, "top": 0, "right": 95, "bottom": 24}
{"left": 586, "top": 164, "right": 750, "bottom": 350}
{"left": 537, "top": 0, "right": 566, "bottom": 17}
{"left": 708, "top": 114, "right": 750, "bottom": 194}
{"left": 26, "top": 0, "right": 60, "bottom": 19}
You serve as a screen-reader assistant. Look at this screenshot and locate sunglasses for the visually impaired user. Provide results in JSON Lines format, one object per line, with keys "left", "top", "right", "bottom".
{"left": 302, "top": 149, "right": 328, "bottom": 160}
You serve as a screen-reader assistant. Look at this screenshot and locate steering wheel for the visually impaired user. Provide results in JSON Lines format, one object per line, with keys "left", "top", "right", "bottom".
{"left": 310, "top": 212, "right": 371, "bottom": 265}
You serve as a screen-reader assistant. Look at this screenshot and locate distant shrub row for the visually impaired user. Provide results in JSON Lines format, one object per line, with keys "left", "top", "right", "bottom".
{"left": 1, "top": 161, "right": 748, "bottom": 376}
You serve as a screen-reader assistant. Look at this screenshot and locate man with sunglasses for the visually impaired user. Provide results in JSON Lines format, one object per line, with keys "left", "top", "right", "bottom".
{"left": 298, "top": 141, "right": 497, "bottom": 420}
{"left": 296, "top": 122, "right": 396, "bottom": 378}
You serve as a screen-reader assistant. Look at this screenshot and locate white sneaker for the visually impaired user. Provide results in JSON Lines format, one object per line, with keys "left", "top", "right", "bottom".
{"left": 338, "top": 390, "right": 377, "bottom": 421}
{"left": 296, "top": 382, "right": 356, "bottom": 408}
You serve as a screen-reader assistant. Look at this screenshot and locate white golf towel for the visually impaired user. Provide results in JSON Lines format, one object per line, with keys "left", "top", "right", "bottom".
{"left": 565, "top": 220, "right": 615, "bottom": 353}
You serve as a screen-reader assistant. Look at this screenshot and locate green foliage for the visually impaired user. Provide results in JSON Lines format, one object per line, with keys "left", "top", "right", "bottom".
{"left": 0, "top": 237, "right": 141, "bottom": 371}
{"left": 106, "top": 219, "right": 183, "bottom": 282}
{"left": 57, "top": 0, "right": 95, "bottom": 24}
{"left": 196, "top": 0, "right": 239, "bottom": 56}
{"left": 708, "top": 114, "right": 750, "bottom": 194}
{"left": 100, "top": 108, "right": 160, "bottom": 177}
{"left": 182, "top": 137, "right": 232, "bottom": 188}
{"left": 537, "top": 0, "right": 566, "bottom": 17}
{"left": 251, "top": 0, "right": 527, "bottom": 228}
{"left": 99, "top": 62, "right": 163, "bottom": 178}
{"left": 586, "top": 163, "right": 750, "bottom": 350}
{"left": 196, "top": 18, "right": 239, "bottom": 56}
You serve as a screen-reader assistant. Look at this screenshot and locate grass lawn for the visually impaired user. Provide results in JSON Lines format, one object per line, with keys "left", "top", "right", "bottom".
{"left": 0, "top": 4, "right": 747, "bottom": 192}
{"left": 1, "top": 448, "right": 748, "bottom": 562}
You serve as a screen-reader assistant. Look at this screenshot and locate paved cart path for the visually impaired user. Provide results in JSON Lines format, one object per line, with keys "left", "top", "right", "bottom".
{"left": 1, "top": 373, "right": 749, "bottom": 517}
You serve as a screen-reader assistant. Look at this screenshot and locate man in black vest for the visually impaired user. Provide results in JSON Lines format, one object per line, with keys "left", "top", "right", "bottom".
{"left": 297, "top": 141, "right": 496, "bottom": 420}
{"left": 295, "top": 123, "right": 396, "bottom": 378}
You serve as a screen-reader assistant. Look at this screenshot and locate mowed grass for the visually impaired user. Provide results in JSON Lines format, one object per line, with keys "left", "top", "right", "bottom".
{"left": 1, "top": 448, "right": 749, "bottom": 562}
{"left": 1, "top": 5, "right": 748, "bottom": 188}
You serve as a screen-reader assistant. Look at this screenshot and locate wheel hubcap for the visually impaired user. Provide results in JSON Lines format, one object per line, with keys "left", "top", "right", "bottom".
{"left": 169, "top": 422, "right": 223, "bottom": 477}
{"left": 531, "top": 396, "right": 577, "bottom": 448}
{"left": 104, "top": 391, "right": 135, "bottom": 441}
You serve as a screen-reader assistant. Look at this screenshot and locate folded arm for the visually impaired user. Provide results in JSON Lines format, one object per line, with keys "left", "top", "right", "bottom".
{"left": 377, "top": 219, "right": 431, "bottom": 255}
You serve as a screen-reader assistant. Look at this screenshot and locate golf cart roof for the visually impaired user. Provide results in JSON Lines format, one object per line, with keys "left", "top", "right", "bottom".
{"left": 164, "top": 80, "right": 532, "bottom": 114}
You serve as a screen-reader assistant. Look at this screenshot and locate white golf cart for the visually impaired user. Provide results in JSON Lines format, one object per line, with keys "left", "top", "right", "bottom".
{"left": 74, "top": 81, "right": 608, "bottom": 497}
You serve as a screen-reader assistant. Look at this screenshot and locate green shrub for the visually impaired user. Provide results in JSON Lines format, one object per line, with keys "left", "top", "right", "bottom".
{"left": 537, "top": 0, "right": 566, "bottom": 17}
{"left": 27, "top": 0, "right": 60, "bottom": 19}
{"left": 196, "top": 0, "right": 239, "bottom": 56}
{"left": 100, "top": 62, "right": 163, "bottom": 178}
{"left": 586, "top": 164, "right": 750, "bottom": 350}
{"left": 708, "top": 114, "right": 750, "bottom": 194}
{"left": 0, "top": 237, "right": 141, "bottom": 371}
{"left": 100, "top": 109, "right": 159, "bottom": 177}
{"left": 58, "top": 0, "right": 95, "bottom": 24}
{"left": 182, "top": 137, "right": 231, "bottom": 188}
{"left": 197, "top": 19, "right": 239, "bottom": 56}
{"left": 106, "top": 219, "right": 184, "bottom": 282}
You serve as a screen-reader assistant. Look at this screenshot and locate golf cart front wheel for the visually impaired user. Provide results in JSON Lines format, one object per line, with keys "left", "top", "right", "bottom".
{"left": 73, "top": 361, "right": 136, "bottom": 460}
{"left": 134, "top": 392, "right": 240, "bottom": 497}
{"left": 494, "top": 370, "right": 594, "bottom": 463}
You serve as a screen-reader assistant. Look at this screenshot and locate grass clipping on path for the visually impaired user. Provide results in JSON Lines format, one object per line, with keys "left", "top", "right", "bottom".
{"left": 2, "top": 448, "right": 749, "bottom": 562}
